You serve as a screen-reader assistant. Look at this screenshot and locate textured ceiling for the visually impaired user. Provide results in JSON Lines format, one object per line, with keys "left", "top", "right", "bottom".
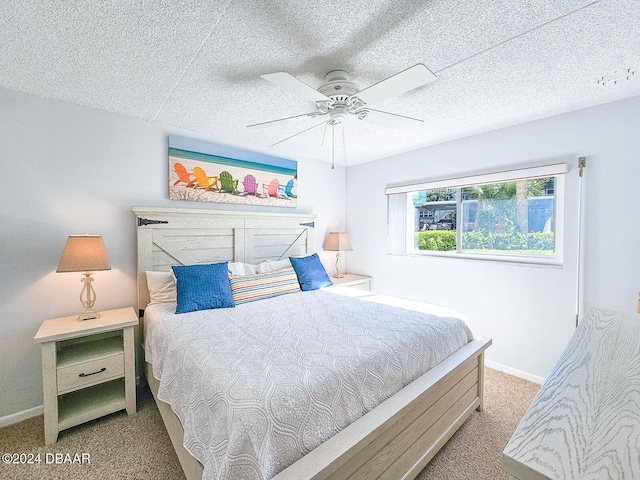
{"left": 1, "top": 0, "right": 639, "bottom": 166}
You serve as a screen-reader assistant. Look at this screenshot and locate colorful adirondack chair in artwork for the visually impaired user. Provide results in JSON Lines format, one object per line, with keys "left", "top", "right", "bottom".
{"left": 193, "top": 166, "right": 219, "bottom": 191}
{"left": 173, "top": 162, "right": 196, "bottom": 187}
{"left": 278, "top": 179, "right": 297, "bottom": 198}
{"left": 219, "top": 171, "right": 239, "bottom": 193}
{"left": 242, "top": 174, "right": 258, "bottom": 196}
{"left": 262, "top": 179, "right": 281, "bottom": 198}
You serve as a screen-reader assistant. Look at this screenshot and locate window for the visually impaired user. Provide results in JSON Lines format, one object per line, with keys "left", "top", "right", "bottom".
{"left": 387, "top": 164, "right": 566, "bottom": 264}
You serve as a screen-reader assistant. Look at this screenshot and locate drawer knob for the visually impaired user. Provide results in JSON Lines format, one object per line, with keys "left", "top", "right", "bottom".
{"left": 78, "top": 367, "right": 106, "bottom": 378}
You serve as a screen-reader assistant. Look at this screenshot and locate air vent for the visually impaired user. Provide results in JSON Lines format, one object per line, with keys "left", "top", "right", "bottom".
{"left": 597, "top": 68, "right": 636, "bottom": 86}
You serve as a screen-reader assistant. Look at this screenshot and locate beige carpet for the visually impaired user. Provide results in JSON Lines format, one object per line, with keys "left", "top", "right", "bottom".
{"left": 0, "top": 385, "right": 185, "bottom": 480}
{"left": 416, "top": 368, "right": 540, "bottom": 480}
{"left": 0, "top": 368, "right": 539, "bottom": 480}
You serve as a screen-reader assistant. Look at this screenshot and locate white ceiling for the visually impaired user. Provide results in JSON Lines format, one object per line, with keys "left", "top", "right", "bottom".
{"left": 1, "top": 0, "right": 639, "bottom": 166}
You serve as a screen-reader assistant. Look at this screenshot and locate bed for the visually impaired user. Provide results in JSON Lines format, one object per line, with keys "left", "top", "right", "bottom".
{"left": 133, "top": 206, "right": 491, "bottom": 480}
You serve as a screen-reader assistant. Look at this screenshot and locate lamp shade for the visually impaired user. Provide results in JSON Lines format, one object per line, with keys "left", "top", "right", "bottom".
{"left": 56, "top": 234, "right": 111, "bottom": 272}
{"left": 322, "top": 232, "right": 353, "bottom": 252}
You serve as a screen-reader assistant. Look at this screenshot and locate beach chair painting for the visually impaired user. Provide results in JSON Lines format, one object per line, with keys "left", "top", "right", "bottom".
{"left": 278, "top": 179, "right": 297, "bottom": 198}
{"left": 173, "top": 162, "right": 196, "bottom": 187}
{"left": 192, "top": 166, "right": 219, "bottom": 191}
{"left": 262, "top": 179, "right": 281, "bottom": 198}
{"left": 219, "top": 171, "right": 239, "bottom": 194}
{"left": 242, "top": 175, "right": 259, "bottom": 196}
{"left": 169, "top": 135, "right": 297, "bottom": 207}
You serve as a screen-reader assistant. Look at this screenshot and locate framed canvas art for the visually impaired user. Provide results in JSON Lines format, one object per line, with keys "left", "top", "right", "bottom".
{"left": 169, "top": 136, "right": 298, "bottom": 207}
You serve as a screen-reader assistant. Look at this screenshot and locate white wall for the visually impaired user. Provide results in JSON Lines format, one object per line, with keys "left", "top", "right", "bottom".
{"left": 346, "top": 95, "right": 640, "bottom": 380}
{"left": 0, "top": 87, "right": 346, "bottom": 419}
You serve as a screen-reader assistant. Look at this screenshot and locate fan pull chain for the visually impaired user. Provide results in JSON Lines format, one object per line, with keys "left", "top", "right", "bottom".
{"left": 342, "top": 123, "right": 347, "bottom": 168}
{"left": 331, "top": 124, "right": 335, "bottom": 170}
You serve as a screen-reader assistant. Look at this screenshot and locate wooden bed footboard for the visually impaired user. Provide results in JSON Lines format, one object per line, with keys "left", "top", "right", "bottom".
{"left": 274, "top": 337, "right": 491, "bottom": 480}
{"left": 145, "top": 337, "right": 491, "bottom": 480}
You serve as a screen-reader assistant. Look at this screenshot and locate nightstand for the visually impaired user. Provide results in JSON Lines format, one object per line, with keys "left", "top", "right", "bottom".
{"left": 34, "top": 307, "right": 138, "bottom": 445}
{"left": 331, "top": 274, "right": 372, "bottom": 291}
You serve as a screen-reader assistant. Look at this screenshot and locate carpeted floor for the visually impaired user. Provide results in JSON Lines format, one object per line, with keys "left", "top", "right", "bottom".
{"left": 416, "top": 368, "right": 540, "bottom": 480}
{"left": 0, "top": 368, "right": 539, "bottom": 480}
{"left": 0, "top": 384, "right": 184, "bottom": 480}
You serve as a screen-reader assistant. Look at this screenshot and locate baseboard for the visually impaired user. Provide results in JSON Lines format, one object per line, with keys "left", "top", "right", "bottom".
{"left": 0, "top": 405, "right": 43, "bottom": 428}
{"left": 485, "top": 360, "right": 545, "bottom": 385}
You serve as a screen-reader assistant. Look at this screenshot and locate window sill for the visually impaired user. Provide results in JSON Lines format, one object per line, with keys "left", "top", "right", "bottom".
{"left": 397, "top": 250, "right": 564, "bottom": 268}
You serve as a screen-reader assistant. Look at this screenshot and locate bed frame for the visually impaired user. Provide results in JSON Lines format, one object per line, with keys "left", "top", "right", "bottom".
{"left": 133, "top": 206, "right": 491, "bottom": 480}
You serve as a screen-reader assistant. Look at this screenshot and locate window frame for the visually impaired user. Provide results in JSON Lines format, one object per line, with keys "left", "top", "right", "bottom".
{"left": 387, "top": 164, "right": 566, "bottom": 266}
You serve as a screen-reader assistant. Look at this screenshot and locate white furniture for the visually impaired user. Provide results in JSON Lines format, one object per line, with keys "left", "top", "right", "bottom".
{"left": 34, "top": 307, "right": 138, "bottom": 445}
{"left": 134, "top": 206, "right": 490, "bottom": 480}
{"left": 331, "top": 273, "right": 372, "bottom": 291}
{"left": 503, "top": 307, "right": 640, "bottom": 479}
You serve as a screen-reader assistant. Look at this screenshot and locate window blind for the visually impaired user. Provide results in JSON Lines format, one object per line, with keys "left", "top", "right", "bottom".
{"left": 385, "top": 163, "right": 568, "bottom": 196}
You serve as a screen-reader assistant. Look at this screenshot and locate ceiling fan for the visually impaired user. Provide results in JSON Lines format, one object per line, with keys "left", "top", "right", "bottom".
{"left": 247, "top": 64, "right": 437, "bottom": 167}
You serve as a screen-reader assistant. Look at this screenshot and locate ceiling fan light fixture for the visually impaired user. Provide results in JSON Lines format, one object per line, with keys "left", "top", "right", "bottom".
{"left": 250, "top": 64, "right": 437, "bottom": 168}
{"left": 330, "top": 106, "right": 347, "bottom": 123}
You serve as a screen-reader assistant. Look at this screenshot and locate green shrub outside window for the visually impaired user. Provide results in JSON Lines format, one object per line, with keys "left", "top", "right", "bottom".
{"left": 412, "top": 178, "right": 556, "bottom": 257}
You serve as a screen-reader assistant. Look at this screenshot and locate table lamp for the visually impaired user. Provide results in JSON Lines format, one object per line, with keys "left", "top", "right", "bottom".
{"left": 322, "top": 232, "right": 353, "bottom": 278}
{"left": 56, "top": 234, "right": 111, "bottom": 321}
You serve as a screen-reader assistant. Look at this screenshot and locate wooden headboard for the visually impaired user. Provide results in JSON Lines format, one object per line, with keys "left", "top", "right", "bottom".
{"left": 132, "top": 207, "right": 317, "bottom": 310}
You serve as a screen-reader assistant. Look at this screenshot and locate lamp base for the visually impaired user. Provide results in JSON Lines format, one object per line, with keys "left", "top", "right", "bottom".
{"left": 78, "top": 272, "right": 100, "bottom": 321}
{"left": 333, "top": 251, "right": 345, "bottom": 279}
{"left": 78, "top": 309, "right": 100, "bottom": 321}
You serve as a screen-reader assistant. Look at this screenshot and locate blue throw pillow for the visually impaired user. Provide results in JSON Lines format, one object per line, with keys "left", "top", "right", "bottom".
{"left": 172, "top": 263, "right": 235, "bottom": 314}
{"left": 289, "top": 254, "right": 333, "bottom": 291}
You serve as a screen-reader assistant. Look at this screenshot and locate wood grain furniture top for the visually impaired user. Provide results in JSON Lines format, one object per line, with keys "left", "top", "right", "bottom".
{"left": 331, "top": 273, "right": 372, "bottom": 290}
{"left": 34, "top": 307, "right": 138, "bottom": 343}
{"left": 503, "top": 307, "right": 640, "bottom": 479}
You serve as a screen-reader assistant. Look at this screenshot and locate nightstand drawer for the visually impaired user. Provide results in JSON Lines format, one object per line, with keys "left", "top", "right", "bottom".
{"left": 57, "top": 354, "right": 124, "bottom": 394}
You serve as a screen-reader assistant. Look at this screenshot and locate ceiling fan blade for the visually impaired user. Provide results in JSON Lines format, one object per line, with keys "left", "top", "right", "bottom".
{"left": 354, "top": 64, "right": 437, "bottom": 106}
{"left": 247, "top": 112, "right": 325, "bottom": 129}
{"left": 261, "top": 72, "right": 331, "bottom": 103}
{"left": 270, "top": 120, "right": 329, "bottom": 147}
{"left": 358, "top": 108, "right": 424, "bottom": 129}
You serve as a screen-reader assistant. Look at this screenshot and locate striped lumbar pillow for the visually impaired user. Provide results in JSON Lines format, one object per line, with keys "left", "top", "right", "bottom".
{"left": 229, "top": 267, "right": 301, "bottom": 304}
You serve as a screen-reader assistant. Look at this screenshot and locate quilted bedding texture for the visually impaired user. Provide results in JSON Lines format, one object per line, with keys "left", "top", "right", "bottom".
{"left": 144, "top": 287, "right": 474, "bottom": 480}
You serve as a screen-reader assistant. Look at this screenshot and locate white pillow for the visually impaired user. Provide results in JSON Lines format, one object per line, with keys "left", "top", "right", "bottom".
{"left": 228, "top": 262, "right": 257, "bottom": 275}
{"left": 145, "top": 271, "right": 177, "bottom": 304}
{"left": 256, "top": 258, "right": 291, "bottom": 274}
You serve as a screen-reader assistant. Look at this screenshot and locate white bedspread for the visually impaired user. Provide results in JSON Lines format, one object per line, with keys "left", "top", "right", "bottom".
{"left": 144, "top": 287, "right": 473, "bottom": 480}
